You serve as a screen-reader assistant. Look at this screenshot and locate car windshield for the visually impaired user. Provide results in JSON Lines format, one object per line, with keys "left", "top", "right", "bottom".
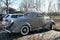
{"left": 24, "top": 13, "right": 29, "bottom": 16}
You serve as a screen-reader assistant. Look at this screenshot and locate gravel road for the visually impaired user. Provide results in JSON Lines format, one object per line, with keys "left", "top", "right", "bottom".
{"left": 0, "top": 30, "right": 60, "bottom": 40}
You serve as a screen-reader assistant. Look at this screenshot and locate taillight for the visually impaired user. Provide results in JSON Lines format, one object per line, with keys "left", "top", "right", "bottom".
{"left": 5, "top": 19, "right": 8, "bottom": 22}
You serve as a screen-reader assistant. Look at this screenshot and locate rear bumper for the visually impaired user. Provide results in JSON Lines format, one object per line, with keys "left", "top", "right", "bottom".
{"left": 1, "top": 27, "right": 12, "bottom": 33}
{"left": 2, "top": 22, "right": 10, "bottom": 27}
{"left": 1, "top": 22, "right": 14, "bottom": 33}
{"left": 2, "top": 22, "right": 14, "bottom": 28}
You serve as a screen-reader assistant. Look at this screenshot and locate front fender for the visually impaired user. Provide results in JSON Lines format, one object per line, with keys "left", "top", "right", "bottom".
{"left": 49, "top": 20, "right": 55, "bottom": 25}
{"left": 43, "top": 20, "right": 55, "bottom": 29}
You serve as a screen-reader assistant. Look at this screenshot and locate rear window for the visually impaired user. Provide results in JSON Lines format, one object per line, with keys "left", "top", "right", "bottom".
{"left": 11, "top": 15, "right": 18, "bottom": 18}
{"left": 37, "top": 13, "right": 43, "bottom": 17}
{"left": 19, "top": 15, "right": 23, "bottom": 17}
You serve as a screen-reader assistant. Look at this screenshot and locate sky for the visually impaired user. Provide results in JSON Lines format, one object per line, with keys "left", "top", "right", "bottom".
{"left": 10, "top": 0, "right": 58, "bottom": 12}
{"left": 2, "top": 0, "right": 22, "bottom": 10}
{"left": 13, "top": 0, "right": 58, "bottom": 12}
{"left": 40, "top": 0, "right": 58, "bottom": 12}
{"left": 9, "top": 0, "right": 22, "bottom": 10}
{"left": 2, "top": 0, "right": 58, "bottom": 12}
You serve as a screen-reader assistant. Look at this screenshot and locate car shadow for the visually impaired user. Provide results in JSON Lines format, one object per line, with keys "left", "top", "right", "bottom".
{"left": 28, "top": 29, "right": 49, "bottom": 35}
{"left": 54, "top": 36, "right": 60, "bottom": 40}
{"left": 53, "top": 29, "right": 60, "bottom": 31}
{"left": 0, "top": 29, "right": 50, "bottom": 40}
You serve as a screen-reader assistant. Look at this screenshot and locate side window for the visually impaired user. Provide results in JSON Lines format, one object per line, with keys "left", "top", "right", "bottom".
{"left": 37, "top": 13, "right": 43, "bottom": 17}
{"left": 19, "top": 15, "right": 23, "bottom": 17}
{"left": 24, "top": 13, "right": 29, "bottom": 16}
{"left": 11, "top": 15, "right": 17, "bottom": 18}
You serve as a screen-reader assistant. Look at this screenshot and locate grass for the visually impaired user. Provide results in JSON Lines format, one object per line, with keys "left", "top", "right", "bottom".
{"left": 51, "top": 16, "right": 60, "bottom": 19}
{"left": 51, "top": 16, "right": 60, "bottom": 30}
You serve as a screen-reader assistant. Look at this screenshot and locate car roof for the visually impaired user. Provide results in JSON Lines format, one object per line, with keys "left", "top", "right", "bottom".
{"left": 25, "top": 11, "right": 42, "bottom": 14}
{"left": 7, "top": 14, "right": 24, "bottom": 15}
{"left": 26, "top": 11, "right": 41, "bottom": 13}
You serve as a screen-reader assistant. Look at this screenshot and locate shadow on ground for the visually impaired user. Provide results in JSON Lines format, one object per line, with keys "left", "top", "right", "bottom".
{"left": 0, "top": 29, "right": 49, "bottom": 40}
{"left": 53, "top": 29, "right": 60, "bottom": 32}
{"left": 54, "top": 36, "right": 60, "bottom": 40}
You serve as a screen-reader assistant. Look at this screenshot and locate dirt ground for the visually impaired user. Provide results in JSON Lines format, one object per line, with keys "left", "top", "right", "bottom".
{"left": 53, "top": 19, "right": 60, "bottom": 30}
{"left": 0, "top": 19, "right": 60, "bottom": 40}
{"left": 0, "top": 30, "right": 60, "bottom": 40}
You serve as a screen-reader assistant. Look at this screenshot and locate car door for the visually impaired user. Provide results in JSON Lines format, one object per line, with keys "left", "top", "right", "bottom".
{"left": 35, "top": 13, "right": 45, "bottom": 28}
{"left": 25, "top": 12, "right": 44, "bottom": 29}
{"left": 26, "top": 12, "right": 39, "bottom": 29}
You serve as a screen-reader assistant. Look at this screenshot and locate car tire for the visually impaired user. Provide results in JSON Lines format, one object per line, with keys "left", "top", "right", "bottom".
{"left": 20, "top": 26, "right": 30, "bottom": 35}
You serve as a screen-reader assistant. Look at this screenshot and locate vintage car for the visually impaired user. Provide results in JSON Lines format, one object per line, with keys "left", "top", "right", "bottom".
{"left": 3, "top": 12, "right": 55, "bottom": 35}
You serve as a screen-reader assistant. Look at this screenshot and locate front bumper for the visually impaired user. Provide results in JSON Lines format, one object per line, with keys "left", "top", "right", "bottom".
{"left": 49, "top": 20, "right": 55, "bottom": 25}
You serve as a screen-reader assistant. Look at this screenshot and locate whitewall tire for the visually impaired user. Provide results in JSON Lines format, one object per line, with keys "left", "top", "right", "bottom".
{"left": 21, "top": 26, "right": 29, "bottom": 35}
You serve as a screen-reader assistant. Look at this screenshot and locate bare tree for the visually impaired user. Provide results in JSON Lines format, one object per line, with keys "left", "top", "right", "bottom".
{"left": 36, "top": 0, "right": 40, "bottom": 11}
{"left": 20, "top": 0, "right": 41, "bottom": 12}
{"left": 6, "top": 0, "right": 9, "bottom": 14}
{"left": 20, "top": 0, "right": 29, "bottom": 12}
{"left": 48, "top": 0, "right": 52, "bottom": 12}
{"left": 47, "top": 0, "right": 52, "bottom": 19}
{"left": 1, "top": 0, "right": 13, "bottom": 14}
{"left": 48, "top": 0, "right": 57, "bottom": 19}
{"left": 0, "top": 0, "right": 4, "bottom": 13}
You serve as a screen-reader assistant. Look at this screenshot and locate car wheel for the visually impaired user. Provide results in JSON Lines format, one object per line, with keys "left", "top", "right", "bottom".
{"left": 21, "top": 26, "right": 29, "bottom": 35}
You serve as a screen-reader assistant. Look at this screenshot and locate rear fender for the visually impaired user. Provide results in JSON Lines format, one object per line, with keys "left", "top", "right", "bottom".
{"left": 11, "top": 22, "right": 31, "bottom": 33}
{"left": 21, "top": 22, "right": 31, "bottom": 31}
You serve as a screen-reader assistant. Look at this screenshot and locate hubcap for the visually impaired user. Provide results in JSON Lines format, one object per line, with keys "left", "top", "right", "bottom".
{"left": 22, "top": 28, "right": 27, "bottom": 33}
{"left": 21, "top": 26, "right": 29, "bottom": 35}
